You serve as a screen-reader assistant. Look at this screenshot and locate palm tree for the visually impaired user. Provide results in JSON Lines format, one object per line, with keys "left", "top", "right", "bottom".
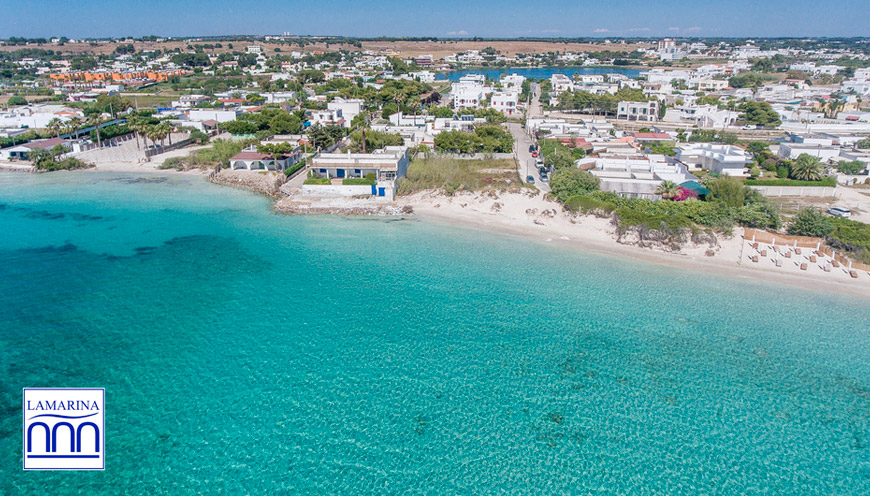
{"left": 86, "top": 114, "right": 102, "bottom": 148}
{"left": 66, "top": 117, "right": 83, "bottom": 139}
{"left": 790, "top": 154, "right": 824, "bottom": 181}
{"left": 157, "top": 122, "right": 172, "bottom": 146}
{"left": 46, "top": 118, "right": 63, "bottom": 138}
{"left": 125, "top": 115, "right": 140, "bottom": 149}
{"left": 655, "top": 180, "right": 681, "bottom": 200}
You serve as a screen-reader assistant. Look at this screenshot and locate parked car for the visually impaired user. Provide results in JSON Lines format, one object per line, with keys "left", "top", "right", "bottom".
{"left": 526, "top": 175, "right": 535, "bottom": 184}
{"left": 528, "top": 145, "right": 536, "bottom": 153}
{"left": 531, "top": 151, "right": 539, "bottom": 158}
{"left": 827, "top": 207, "right": 851, "bottom": 218}
{"left": 540, "top": 172, "right": 549, "bottom": 182}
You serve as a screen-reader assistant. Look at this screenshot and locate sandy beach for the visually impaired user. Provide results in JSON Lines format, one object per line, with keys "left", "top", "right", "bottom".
{"left": 398, "top": 190, "right": 870, "bottom": 298}
{"left": 38, "top": 159, "right": 870, "bottom": 298}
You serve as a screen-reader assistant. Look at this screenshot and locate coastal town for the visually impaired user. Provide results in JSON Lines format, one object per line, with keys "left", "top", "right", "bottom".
{"left": 2, "top": 35, "right": 870, "bottom": 290}
{"left": 3, "top": 0, "right": 870, "bottom": 491}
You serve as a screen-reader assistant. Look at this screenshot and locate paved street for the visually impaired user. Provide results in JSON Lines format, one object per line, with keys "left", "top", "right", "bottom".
{"left": 509, "top": 84, "right": 550, "bottom": 192}
{"left": 508, "top": 122, "right": 549, "bottom": 193}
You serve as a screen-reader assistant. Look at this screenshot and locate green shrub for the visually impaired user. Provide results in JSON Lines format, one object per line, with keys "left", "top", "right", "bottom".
{"left": 283, "top": 161, "right": 305, "bottom": 177}
{"left": 549, "top": 168, "right": 600, "bottom": 201}
{"left": 158, "top": 157, "right": 185, "bottom": 170}
{"left": 564, "top": 195, "right": 615, "bottom": 215}
{"left": 342, "top": 177, "right": 376, "bottom": 185}
{"left": 837, "top": 160, "right": 866, "bottom": 175}
{"left": 827, "top": 218, "right": 870, "bottom": 263}
{"left": 776, "top": 165, "right": 789, "bottom": 178}
{"left": 787, "top": 207, "right": 833, "bottom": 237}
{"left": 613, "top": 207, "right": 693, "bottom": 231}
{"left": 303, "top": 176, "right": 331, "bottom": 185}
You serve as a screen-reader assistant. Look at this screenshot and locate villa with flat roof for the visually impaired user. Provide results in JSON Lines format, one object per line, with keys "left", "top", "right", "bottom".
{"left": 306, "top": 146, "right": 410, "bottom": 199}
{"left": 675, "top": 143, "right": 752, "bottom": 177}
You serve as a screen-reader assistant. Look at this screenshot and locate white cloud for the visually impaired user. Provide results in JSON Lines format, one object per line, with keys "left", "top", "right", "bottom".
{"left": 593, "top": 28, "right": 609, "bottom": 33}
{"left": 684, "top": 26, "right": 702, "bottom": 33}
{"left": 628, "top": 27, "right": 651, "bottom": 32}
{"left": 446, "top": 30, "right": 468, "bottom": 36}
{"left": 668, "top": 27, "right": 680, "bottom": 32}
{"left": 542, "top": 29, "right": 561, "bottom": 34}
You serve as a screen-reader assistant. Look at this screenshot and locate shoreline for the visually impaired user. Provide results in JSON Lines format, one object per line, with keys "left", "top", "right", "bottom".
{"left": 394, "top": 190, "right": 870, "bottom": 298}
{"left": 414, "top": 204, "right": 870, "bottom": 299}
{"left": 12, "top": 168, "right": 870, "bottom": 298}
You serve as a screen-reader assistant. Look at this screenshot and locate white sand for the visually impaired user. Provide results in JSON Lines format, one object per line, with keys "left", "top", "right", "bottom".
{"left": 399, "top": 190, "right": 870, "bottom": 297}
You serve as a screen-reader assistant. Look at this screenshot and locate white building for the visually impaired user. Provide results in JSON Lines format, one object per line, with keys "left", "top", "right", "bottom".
{"left": 616, "top": 100, "right": 659, "bottom": 122}
{"left": 490, "top": 92, "right": 519, "bottom": 115}
{"left": 410, "top": 70, "right": 436, "bottom": 83}
{"left": 550, "top": 74, "right": 574, "bottom": 93}
{"left": 582, "top": 154, "right": 696, "bottom": 199}
{"left": 307, "top": 146, "right": 410, "bottom": 200}
{"left": 777, "top": 142, "right": 841, "bottom": 162}
{"left": 451, "top": 75, "right": 491, "bottom": 110}
{"left": 675, "top": 144, "right": 752, "bottom": 176}
{"left": 309, "top": 109, "right": 345, "bottom": 127}
{"left": 663, "top": 104, "right": 740, "bottom": 129}
{"left": 172, "top": 94, "right": 210, "bottom": 108}
{"left": 501, "top": 73, "right": 526, "bottom": 91}
{"left": 327, "top": 98, "right": 364, "bottom": 128}
{"left": 187, "top": 109, "right": 239, "bottom": 124}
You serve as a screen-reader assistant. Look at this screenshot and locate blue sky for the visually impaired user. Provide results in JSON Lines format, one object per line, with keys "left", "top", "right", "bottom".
{"left": 3, "top": 0, "right": 869, "bottom": 38}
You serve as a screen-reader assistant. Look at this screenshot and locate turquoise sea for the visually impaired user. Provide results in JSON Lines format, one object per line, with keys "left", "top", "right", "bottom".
{"left": 1, "top": 171, "right": 869, "bottom": 494}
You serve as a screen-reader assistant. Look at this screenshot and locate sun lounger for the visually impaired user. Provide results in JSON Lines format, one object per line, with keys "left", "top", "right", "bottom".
{"left": 761, "top": 250, "right": 767, "bottom": 257}
{"left": 752, "top": 242, "right": 759, "bottom": 250}
{"left": 809, "top": 255, "right": 816, "bottom": 263}
{"left": 850, "top": 270, "right": 858, "bottom": 279}
{"left": 794, "top": 248, "right": 801, "bottom": 255}
{"left": 776, "top": 258, "right": 783, "bottom": 267}
{"left": 824, "top": 264, "right": 832, "bottom": 272}
{"left": 751, "top": 255, "right": 759, "bottom": 263}
{"left": 800, "top": 263, "right": 807, "bottom": 271}
{"left": 784, "top": 251, "right": 792, "bottom": 258}
{"left": 832, "top": 260, "right": 840, "bottom": 268}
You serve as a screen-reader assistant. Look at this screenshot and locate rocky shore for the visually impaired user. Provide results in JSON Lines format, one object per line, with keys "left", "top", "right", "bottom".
{"left": 208, "top": 169, "right": 286, "bottom": 199}
{"left": 274, "top": 196, "right": 413, "bottom": 216}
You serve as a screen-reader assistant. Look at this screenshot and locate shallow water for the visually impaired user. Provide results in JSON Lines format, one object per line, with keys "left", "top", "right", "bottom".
{"left": 1, "top": 172, "right": 868, "bottom": 494}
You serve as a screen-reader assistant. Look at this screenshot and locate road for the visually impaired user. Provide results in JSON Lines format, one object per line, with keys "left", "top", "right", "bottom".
{"left": 526, "top": 83, "right": 543, "bottom": 119}
{"left": 509, "top": 122, "right": 550, "bottom": 193}
{"left": 509, "top": 84, "right": 549, "bottom": 192}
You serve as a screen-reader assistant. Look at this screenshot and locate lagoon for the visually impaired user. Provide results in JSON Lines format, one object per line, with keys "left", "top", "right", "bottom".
{"left": 0, "top": 172, "right": 868, "bottom": 494}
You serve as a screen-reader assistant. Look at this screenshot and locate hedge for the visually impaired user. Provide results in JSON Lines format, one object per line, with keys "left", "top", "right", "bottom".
{"left": 303, "top": 177, "right": 331, "bottom": 185}
{"left": 283, "top": 162, "right": 305, "bottom": 177}
{"left": 744, "top": 176, "right": 837, "bottom": 187}
{"left": 342, "top": 177, "right": 376, "bottom": 185}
